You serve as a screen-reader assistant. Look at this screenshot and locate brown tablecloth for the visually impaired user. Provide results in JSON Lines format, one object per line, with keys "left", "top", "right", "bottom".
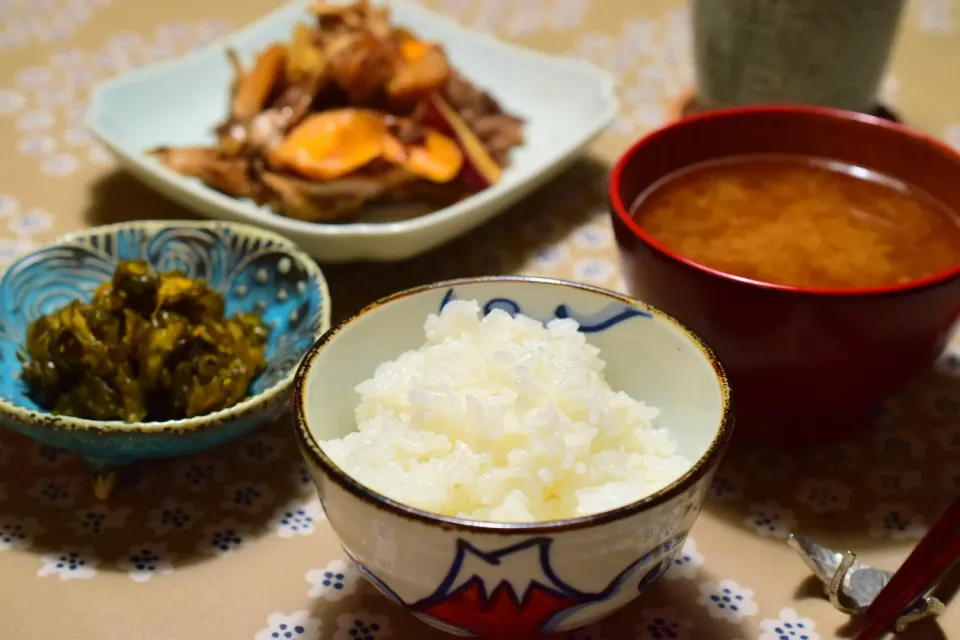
{"left": 1, "top": 0, "right": 960, "bottom": 638}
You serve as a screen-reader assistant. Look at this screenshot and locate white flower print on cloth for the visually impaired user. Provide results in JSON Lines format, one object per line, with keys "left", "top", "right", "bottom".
{"left": 17, "top": 111, "right": 56, "bottom": 139}
{"left": 1, "top": 20, "right": 233, "bottom": 174}
{"left": 0, "top": 198, "right": 50, "bottom": 260}
{"left": 610, "top": 276, "right": 629, "bottom": 295}
{"left": 0, "top": 238, "right": 33, "bottom": 266}
{"left": 809, "top": 442, "right": 862, "bottom": 470}
{"left": 306, "top": 559, "right": 359, "bottom": 601}
{"left": 121, "top": 467, "right": 156, "bottom": 494}
{"left": 16, "top": 109, "right": 55, "bottom": 131}
{"left": 636, "top": 606, "right": 694, "bottom": 639}
{"left": 118, "top": 544, "right": 175, "bottom": 582}
{"left": 880, "top": 74, "right": 900, "bottom": 103}
{"left": 29, "top": 442, "right": 70, "bottom": 468}
{"left": 72, "top": 503, "right": 130, "bottom": 536}
{"left": 759, "top": 607, "right": 820, "bottom": 640}
{"left": 795, "top": 478, "right": 851, "bottom": 513}
{"left": 866, "top": 466, "right": 923, "bottom": 497}
{"left": 16, "top": 136, "right": 57, "bottom": 157}
{"left": 147, "top": 498, "right": 201, "bottom": 535}
{"left": 748, "top": 449, "right": 796, "bottom": 480}
{"left": 0, "top": 90, "right": 25, "bottom": 115}
{"left": 0, "top": 194, "right": 19, "bottom": 217}
{"left": 531, "top": 244, "right": 568, "bottom": 272}
{"left": 104, "top": 31, "right": 144, "bottom": 53}
{"left": 221, "top": 480, "right": 276, "bottom": 514}
{"left": 919, "top": 0, "right": 956, "bottom": 34}
{"left": 272, "top": 499, "right": 326, "bottom": 538}
{"left": 697, "top": 579, "right": 758, "bottom": 622}
{"left": 947, "top": 123, "right": 960, "bottom": 152}
{"left": 744, "top": 501, "right": 797, "bottom": 539}
{"left": 87, "top": 143, "right": 112, "bottom": 165}
{"left": 866, "top": 503, "right": 927, "bottom": 540}
{"left": 709, "top": 469, "right": 746, "bottom": 502}
{"left": 571, "top": 221, "right": 613, "bottom": 249}
{"left": 873, "top": 398, "right": 903, "bottom": 427}
{"left": 63, "top": 126, "right": 93, "bottom": 146}
{"left": 291, "top": 462, "right": 315, "bottom": 494}
{"left": 937, "top": 344, "right": 960, "bottom": 373}
{"left": 0, "top": 515, "right": 45, "bottom": 551}
{"left": 942, "top": 463, "right": 960, "bottom": 494}
{"left": 196, "top": 519, "right": 251, "bottom": 557}
{"left": 523, "top": 211, "right": 560, "bottom": 241}
{"left": 255, "top": 610, "right": 321, "bottom": 640}
{"left": 34, "top": 88, "right": 71, "bottom": 109}
{"left": 237, "top": 433, "right": 287, "bottom": 465}
{"left": 665, "top": 537, "right": 704, "bottom": 580}
{"left": 454, "top": 0, "right": 589, "bottom": 36}
{"left": 873, "top": 430, "right": 926, "bottom": 458}
{"left": 16, "top": 65, "right": 57, "bottom": 88}
{"left": 27, "top": 473, "right": 81, "bottom": 507}
{"left": 173, "top": 457, "right": 226, "bottom": 492}
{"left": 933, "top": 424, "right": 960, "bottom": 452}
{"left": 922, "top": 390, "right": 960, "bottom": 419}
{"left": 573, "top": 258, "right": 615, "bottom": 285}
{"left": 38, "top": 548, "right": 98, "bottom": 580}
{"left": 569, "top": 10, "right": 690, "bottom": 134}
{"left": 333, "top": 610, "right": 393, "bottom": 640}
{"left": 469, "top": 248, "right": 514, "bottom": 276}
{"left": 194, "top": 19, "right": 232, "bottom": 45}
{"left": 12, "top": 67, "right": 53, "bottom": 90}
{"left": 0, "top": 0, "right": 107, "bottom": 48}
{"left": 41, "top": 153, "right": 79, "bottom": 176}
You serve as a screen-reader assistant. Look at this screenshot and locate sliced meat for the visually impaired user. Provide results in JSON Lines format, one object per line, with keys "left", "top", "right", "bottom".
{"left": 151, "top": 147, "right": 255, "bottom": 198}
{"left": 471, "top": 114, "right": 525, "bottom": 167}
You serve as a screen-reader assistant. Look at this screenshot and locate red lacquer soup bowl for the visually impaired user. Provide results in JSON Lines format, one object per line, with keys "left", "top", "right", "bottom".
{"left": 609, "top": 106, "right": 960, "bottom": 446}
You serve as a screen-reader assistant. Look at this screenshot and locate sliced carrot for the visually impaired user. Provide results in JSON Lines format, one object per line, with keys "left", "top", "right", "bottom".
{"left": 400, "top": 38, "right": 432, "bottom": 61}
{"left": 268, "top": 109, "right": 387, "bottom": 180}
{"left": 388, "top": 44, "right": 450, "bottom": 100}
{"left": 384, "top": 130, "right": 463, "bottom": 183}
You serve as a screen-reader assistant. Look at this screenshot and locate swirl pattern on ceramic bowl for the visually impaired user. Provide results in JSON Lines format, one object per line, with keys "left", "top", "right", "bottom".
{"left": 0, "top": 220, "right": 331, "bottom": 467}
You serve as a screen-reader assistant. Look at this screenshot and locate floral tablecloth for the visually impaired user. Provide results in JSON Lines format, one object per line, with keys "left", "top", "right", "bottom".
{"left": 2, "top": 0, "right": 960, "bottom": 638}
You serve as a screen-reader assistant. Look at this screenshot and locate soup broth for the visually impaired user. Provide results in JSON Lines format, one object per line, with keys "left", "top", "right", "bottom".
{"left": 631, "top": 154, "right": 960, "bottom": 289}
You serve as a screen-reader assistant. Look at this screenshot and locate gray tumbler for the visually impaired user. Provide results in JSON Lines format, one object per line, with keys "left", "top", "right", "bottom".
{"left": 693, "top": 0, "right": 907, "bottom": 112}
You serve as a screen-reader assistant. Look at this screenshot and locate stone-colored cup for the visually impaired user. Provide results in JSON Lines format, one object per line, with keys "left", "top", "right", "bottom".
{"left": 692, "top": 0, "right": 906, "bottom": 112}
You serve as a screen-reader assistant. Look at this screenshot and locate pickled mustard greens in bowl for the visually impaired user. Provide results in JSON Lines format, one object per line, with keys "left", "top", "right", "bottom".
{"left": 19, "top": 260, "right": 270, "bottom": 422}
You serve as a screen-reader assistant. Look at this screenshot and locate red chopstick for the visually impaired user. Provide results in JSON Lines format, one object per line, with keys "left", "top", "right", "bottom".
{"left": 854, "top": 497, "right": 960, "bottom": 640}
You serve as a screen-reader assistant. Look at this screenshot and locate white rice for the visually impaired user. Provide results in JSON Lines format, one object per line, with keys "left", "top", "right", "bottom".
{"left": 321, "top": 299, "right": 690, "bottom": 523}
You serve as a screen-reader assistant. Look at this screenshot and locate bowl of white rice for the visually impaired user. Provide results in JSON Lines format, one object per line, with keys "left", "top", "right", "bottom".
{"left": 293, "top": 277, "right": 732, "bottom": 637}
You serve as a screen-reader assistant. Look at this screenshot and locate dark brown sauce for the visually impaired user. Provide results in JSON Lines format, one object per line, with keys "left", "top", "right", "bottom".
{"left": 631, "top": 154, "right": 960, "bottom": 289}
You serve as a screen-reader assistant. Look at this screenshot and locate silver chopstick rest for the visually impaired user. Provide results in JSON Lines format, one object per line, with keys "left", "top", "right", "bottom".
{"left": 787, "top": 533, "right": 945, "bottom": 632}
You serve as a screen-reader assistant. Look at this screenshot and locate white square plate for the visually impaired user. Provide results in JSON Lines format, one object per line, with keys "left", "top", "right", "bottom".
{"left": 88, "top": 0, "right": 617, "bottom": 263}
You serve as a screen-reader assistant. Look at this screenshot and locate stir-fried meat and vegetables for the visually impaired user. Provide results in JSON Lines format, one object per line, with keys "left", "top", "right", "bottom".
{"left": 151, "top": 0, "right": 525, "bottom": 223}
{"left": 20, "top": 261, "right": 269, "bottom": 422}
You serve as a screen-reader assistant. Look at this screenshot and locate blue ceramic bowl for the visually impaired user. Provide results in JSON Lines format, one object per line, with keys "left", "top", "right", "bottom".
{"left": 0, "top": 220, "right": 331, "bottom": 468}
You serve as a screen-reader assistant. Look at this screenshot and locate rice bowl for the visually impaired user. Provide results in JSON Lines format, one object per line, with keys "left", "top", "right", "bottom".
{"left": 293, "top": 277, "right": 731, "bottom": 636}
{"left": 322, "top": 298, "right": 691, "bottom": 523}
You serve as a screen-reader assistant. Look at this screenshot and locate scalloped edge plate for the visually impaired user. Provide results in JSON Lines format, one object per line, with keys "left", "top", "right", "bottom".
{"left": 87, "top": 0, "right": 618, "bottom": 263}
